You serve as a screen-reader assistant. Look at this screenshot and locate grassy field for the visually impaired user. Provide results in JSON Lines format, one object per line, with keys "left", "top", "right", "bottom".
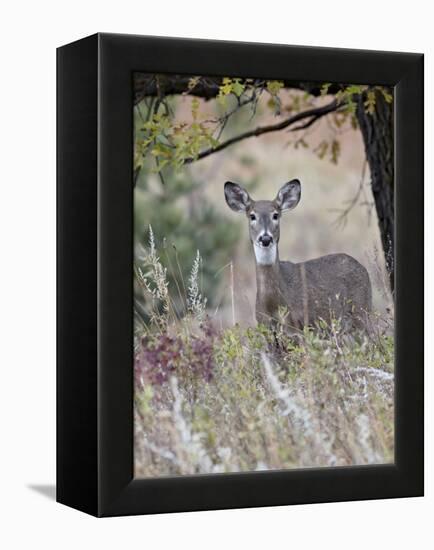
{"left": 133, "top": 231, "right": 394, "bottom": 477}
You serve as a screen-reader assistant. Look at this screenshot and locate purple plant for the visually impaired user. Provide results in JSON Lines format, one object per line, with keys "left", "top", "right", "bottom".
{"left": 135, "top": 334, "right": 181, "bottom": 386}
{"left": 190, "top": 333, "right": 214, "bottom": 382}
{"left": 135, "top": 319, "right": 217, "bottom": 386}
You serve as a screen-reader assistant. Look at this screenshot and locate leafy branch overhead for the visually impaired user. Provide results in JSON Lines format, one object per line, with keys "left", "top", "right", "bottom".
{"left": 134, "top": 75, "right": 393, "bottom": 177}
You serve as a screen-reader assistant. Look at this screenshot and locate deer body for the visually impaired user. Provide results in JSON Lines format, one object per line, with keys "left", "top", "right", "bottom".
{"left": 225, "top": 180, "right": 372, "bottom": 331}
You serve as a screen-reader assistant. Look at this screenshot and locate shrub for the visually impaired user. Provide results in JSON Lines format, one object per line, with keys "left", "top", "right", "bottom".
{"left": 133, "top": 237, "right": 394, "bottom": 477}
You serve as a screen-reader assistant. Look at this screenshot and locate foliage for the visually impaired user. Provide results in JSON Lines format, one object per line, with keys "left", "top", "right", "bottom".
{"left": 217, "top": 77, "right": 246, "bottom": 105}
{"left": 307, "top": 84, "right": 393, "bottom": 164}
{"left": 136, "top": 108, "right": 219, "bottom": 171}
{"left": 134, "top": 200, "right": 238, "bottom": 323}
{"left": 134, "top": 241, "right": 394, "bottom": 477}
{"left": 133, "top": 91, "right": 240, "bottom": 319}
{"left": 134, "top": 76, "right": 393, "bottom": 174}
{"left": 133, "top": 75, "right": 395, "bottom": 476}
{"left": 135, "top": 321, "right": 216, "bottom": 386}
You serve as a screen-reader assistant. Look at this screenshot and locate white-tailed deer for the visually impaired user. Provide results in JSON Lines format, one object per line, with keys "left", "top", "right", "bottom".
{"left": 224, "top": 179, "right": 372, "bottom": 331}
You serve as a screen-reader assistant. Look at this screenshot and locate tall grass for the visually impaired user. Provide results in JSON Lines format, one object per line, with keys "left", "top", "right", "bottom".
{"left": 134, "top": 228, "right": 394, "bottom": 477}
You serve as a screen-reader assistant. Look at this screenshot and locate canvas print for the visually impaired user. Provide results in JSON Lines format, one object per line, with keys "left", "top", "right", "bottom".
{"left": 133, "top": 73, "right": 394, "bottom": 477}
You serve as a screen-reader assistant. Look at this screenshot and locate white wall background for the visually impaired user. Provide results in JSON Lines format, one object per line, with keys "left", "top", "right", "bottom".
{"left": 0, "top": 1, "right": 431, "bottom": 548}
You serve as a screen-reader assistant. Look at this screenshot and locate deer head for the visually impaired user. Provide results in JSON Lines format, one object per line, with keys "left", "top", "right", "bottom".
{"left": 224, "top": 179, "right": 301, "bottom": 265}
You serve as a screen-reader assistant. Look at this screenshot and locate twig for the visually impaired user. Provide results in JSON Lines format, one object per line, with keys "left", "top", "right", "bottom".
{"left": 203, "top": 93, "right": 258, "bottom": 126}
{"left": 331, "top": 160, "right": 368, "bottom": 229}
{"left": 184, "top": 100, "right": 340, "bottom": 164}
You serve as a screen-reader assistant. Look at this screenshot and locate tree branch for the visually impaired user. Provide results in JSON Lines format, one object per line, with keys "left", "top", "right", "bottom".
{"left": 184, "top": 100, "right": 340, "bottom": 164}
{"left": 134, "top": 73, "right": 345, "bottom": 104}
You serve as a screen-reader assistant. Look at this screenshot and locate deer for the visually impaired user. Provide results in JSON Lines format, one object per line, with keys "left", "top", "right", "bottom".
{"left": 224, "top": 179, "right": 372, "bottom": 332}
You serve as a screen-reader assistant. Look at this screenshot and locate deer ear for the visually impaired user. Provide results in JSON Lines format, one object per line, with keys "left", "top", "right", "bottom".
{"left": 276, "top": 179, "right": 301, "bottom": 211}
{"left": 224, "top": 182, "right": 251, "bottom": 212}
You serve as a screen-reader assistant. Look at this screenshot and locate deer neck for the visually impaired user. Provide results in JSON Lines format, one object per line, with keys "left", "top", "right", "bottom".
{"left": 254, "top": 243, "right": 281, "bottom": 287}
{"left": 254, "top": 245, "right": 286, "bottom": 325}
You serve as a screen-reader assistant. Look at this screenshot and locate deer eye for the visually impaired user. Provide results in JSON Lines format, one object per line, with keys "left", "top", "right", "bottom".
{"left": 250, "top": 213, "right": 256, "bottom": 221}
{"left": 272, "top": 213, "right": 279, "bottom": 220}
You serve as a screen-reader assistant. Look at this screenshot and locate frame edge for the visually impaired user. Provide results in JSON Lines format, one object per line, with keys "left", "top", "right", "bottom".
{"left": 56, "top": 34, "right": 99, "bottom": 517}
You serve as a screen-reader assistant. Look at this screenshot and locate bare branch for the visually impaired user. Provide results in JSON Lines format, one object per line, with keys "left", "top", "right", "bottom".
{"left": 203, "top": 92, "right": 259, "bottom": 125}
{"left": 184, "top": 100, "right": 340, "bottom": 164}
{"left": 330, "top": 159, "right": 368, "bottom": 229}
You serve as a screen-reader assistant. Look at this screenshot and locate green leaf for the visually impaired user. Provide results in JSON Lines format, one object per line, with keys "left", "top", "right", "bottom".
{"left": 217, "top": 77, "right": 234, "bottom": 106}
{"left": 231, "top": 78, "right": 245, "bottom": 97}
{"left": 220, "top": 77, "right": 233, "bottom": 95}
{"left": 207, "top": 136, "right": 220, "bottom": 149}
{"left": 315, "top": 140, "right": 329, "bottom": 159}
{"left": 266, "top": 80, "right": 284, "bottom": 96}
{"left": 345, "top": 84, "right": 364, "bottom": 96}
{"left": 364, "top": 90, "right": 377, "bottom": 115}
{"left": 320, "top": 83, "right": 331, "bottom": 96}
{"left": 187, "top": 76, "right": 200, "bottom": 90}
{"left": 330, "top": 139, "right": 340, "bottom": 164}
{"left": 345, "top": 99, "right": 357, "bottom": 115}
{"left": 191, "top": 98, "right": 200, "bottom": 120}
{"left": 379, "top": 87, "right": 393, "bottom": 104}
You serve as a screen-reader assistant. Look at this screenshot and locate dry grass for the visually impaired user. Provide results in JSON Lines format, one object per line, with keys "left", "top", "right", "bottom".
{"left": 133, "top": 236, "right": 394, "bottom": 478}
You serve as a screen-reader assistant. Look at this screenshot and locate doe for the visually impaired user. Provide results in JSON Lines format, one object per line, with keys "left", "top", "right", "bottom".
{"left": 224, "top": 179, "right": 372, "bottom": 331}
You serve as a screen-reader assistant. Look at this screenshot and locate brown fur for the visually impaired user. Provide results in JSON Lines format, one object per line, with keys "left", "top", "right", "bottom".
{"left": 255, "top": 253, "right": 372, "bottom": 331}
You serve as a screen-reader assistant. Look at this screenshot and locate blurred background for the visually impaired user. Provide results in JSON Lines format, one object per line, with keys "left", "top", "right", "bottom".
{"left": 134, "top": 80, "right": 392, "bottom": 328}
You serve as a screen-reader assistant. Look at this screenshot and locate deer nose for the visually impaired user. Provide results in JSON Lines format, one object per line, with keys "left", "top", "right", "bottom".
{"left": 259, "top": 234, "right": 273, "bottom": 247}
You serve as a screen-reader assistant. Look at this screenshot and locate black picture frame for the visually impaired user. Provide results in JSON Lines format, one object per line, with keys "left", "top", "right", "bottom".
{"left": 57, "top": 33, "right": 424, "bottom": 517}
